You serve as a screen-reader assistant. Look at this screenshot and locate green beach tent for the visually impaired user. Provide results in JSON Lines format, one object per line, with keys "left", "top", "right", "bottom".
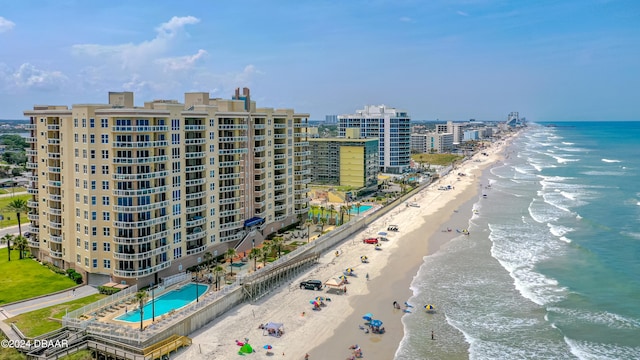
{"left": 239, "top": 343, "right": 253, "bottom": 355}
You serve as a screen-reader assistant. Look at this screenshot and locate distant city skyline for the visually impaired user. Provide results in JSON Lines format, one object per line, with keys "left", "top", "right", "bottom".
{"left": 1, "top": 0, "right": 639, "bottom": 121}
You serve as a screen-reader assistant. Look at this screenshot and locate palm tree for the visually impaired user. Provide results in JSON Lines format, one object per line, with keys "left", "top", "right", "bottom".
{"left": 135, "top": 290, "right": 148, "bottom": 331}
{"left": 225, "top": 248, "right": 237, "bottom": 277}
{"left": 2, "top": 234, "right": 14, "bottom": 262}
{"left": 13, "top": 235, "right": 28, "bottom": 259}
{"left": 5, "top": 198, "right": 28, "bottom": 237}
{"left": 271, "top": 236, "right": 284, "bottom": 259}
{"left": 212, "top": 265, "right": 225, "bottom": 291}
{"left": 249, "top": 247, "right": 262, "bottom": 271}
{"left": 328, "top": 204, "right": 335, "bottom": 224}
{"left": 304, "top": 219, "right": 313, "bottom": 243}
{"left": 355, "top": 202, "right": 361, "bottom": 216}
{"left": 319, "top": 206, "right": 325, "bottom": 222}
{"left": 339, "top": 205, "right": 347, "bottom": 225}
{"left": 203, "top": 251, "right": 213, "bottom": 268}
{"left": 319, "top": 217, "right": 327, "bottom": 233}
{"left": 346, "top": 204, "right": 353, "bottom": 221}
{"left": 261, "top": 241, "right": 272, "bottom": 268}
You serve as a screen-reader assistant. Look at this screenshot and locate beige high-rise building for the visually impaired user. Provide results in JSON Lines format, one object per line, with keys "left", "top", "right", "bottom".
{"left": 24, "top": 89, "right": 310, "bottom": 287}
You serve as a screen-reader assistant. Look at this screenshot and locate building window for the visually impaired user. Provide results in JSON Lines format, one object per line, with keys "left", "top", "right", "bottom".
{"left": 92, "top": 242, "right": 97, "bottom": 251}
{"left": 102, "top": 181, "right": 109, "bottom": 190}
{"left": 102, "top": 150, "right": 109, "bottom": 159}
{"left": 102, "top": 196, "right": 110, "bottom": 206}
{"left": 84, "top": 241, "right": 89, "bottom": 250}
{"left": 91, "top": 181, "right": 96, "bottom": 190}
{"left": 102, "top": 165, "right": 109, "bottom": 174}
{"left": 90, "top": 134, "right": 95, "bottom": 143}
{"left": 77, "top": 254, "right": 81, "bottom": 263}
{"left": 101, "top": 134, "right": 109, "bottom": 144}
{"left": 174, "top": 247, "right": 182, "bottom": 259}
{"left": 103, "top": 242, "right": 111, "bottom": 251}
{"left": 76, "top": 238, "right": 80, "bottom": 247}
{"left": 85, "top": 257, "right": 89, "bottom": 266}
{"left": 103, "top": 227, "right": 110, "bottom": 236}
{"left": 103, "top": 212, "right": 110, "bottom": 221}
{"left": 103, "top": 259, "right": 111, "bottom": 268}
{"left": 101, "top": 118, "right": 108, "bottom": 128}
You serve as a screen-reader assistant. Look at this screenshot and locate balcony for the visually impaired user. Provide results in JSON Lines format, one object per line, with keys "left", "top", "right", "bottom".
{"left": 113, "top": 185, "right": 167, "bottom": 196}
{"left": 219, "top": 196, "right": 241, "bottom": 205}
{"left": 28, "top": 225, "right": 40, "bottom": 234}
{"left": 112, "top": 200, "right": 169, "bottom": 213}
{"left": 186, "top": 244, "right": 207, "bottom": 255}
{"left": 112, "top": 261, "right": 172, "bottom": 278}
{"left": 47, "top": 138, "right": 60, "bottom": 145}
{"left": 185, "top": 165, "right": 206, "bottom": 173}
{"left": 26, "top": 149, "right": 38, "bottom": 156}
{"left": 113, "top": 215, "right": 170, "bottom": 229}
{"left": 47, "top": 124, "right": 60, "bottom": 130}
{"left": 295, "top": 207, "right": 309, "bottom": 215}
{"left": 295, "top": 178, "right": 312, "bottom": 185}
{"left": 275, "top": 204, "right": 287, "bottom": 212}
{"left": 112, "top": 155, "right": 168, "bottom": 164}
{"left": 186, "top": 231, "right": 206, "bottom": 241}
{"left": 218, "top": 136, "right": 248, "bottom": 143}
{"left": 113, "top": 230, "right": 169, "bottom": 245}
{"left": 112, "top": 125, "right": 169, "bottom": 132}
{"left": 185, "top": 204, "right": 207, "bottom": 214}
{"left": 112, "top": 170, "right": 168, "bottom": 180}
{"left": 219, "top": 221, "right": 243, "bottom": 230}
{"left": 49, "top": 220, "right": 62, "bottom": 229}
{"left": 27, "top": 213, "right": 39, "bottom": 221}
{"left": 185, "top": 178, "right": 206, "bottom": 186}
{"left": 26, "top": 162, "right": 38, "bottom": 169}
{"left": 184, "top": 138, "right": 206, "bottom": 145}
{"left": 295, "top": 197, "right": 311, "bottom": 205}
{"left": 27, "top": 200, "right": 39, "bottom": 208}
{"left": 113, "top": 244, "right": 170, "bottom": 261}
{"left": 186, "top": 217, "right": 206, "bottom": 227}
{"left": 274, "top": 123, "right": 286, "bottom": 129}
{"left": 28, "top": 239, "right": 40, "bottom": 248}
{"left": 49, "top": 250, "right": 64, "bottom": 259}
{"left": 218, "top": 124, "right": 247, "bottom": 130}
{"left": 186, "top": 191, "right": 206, "bottom": 201}
{"left": 219, "top": 160, "right": 241, "bottom": 168}
{"left": 49, "top": 194, "right": 62, "bottom": 201}
{"left": 25, "top": 124, "right": 37, "bottom": 130}
{"left": 48, "top": 166, "right": 61, "bottom": 173}
{"left": 219, "top": 233, "right": 243, "bottom": 242}
{"left": 294, "top": 122, "right": 308, "bottom": 128}
{"left": 219, "top": 209, "right": 241, "bottom": 217}
{"left": 275, "top": 215, "right": 287, "bottom": 222}
{"left": 185, "top": 152, "right": 206, "bottom": 159}
{"left": 184, "top": 125, "right": 206, "bottom": 131}
{"left": 26, "top": 137, "right": 37, "bottom": 143}
{"left": 113, "top": 140, "right": 168, "bottom": 148}
{"left": 50, "top": 234, "right": 63, "bottom": 243}
{"left": 48, "top": 152, "right": 60, "bottom": 159}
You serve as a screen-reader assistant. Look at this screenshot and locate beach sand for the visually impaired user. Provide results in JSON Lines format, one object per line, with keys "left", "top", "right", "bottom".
{"left": 174, "top": 137, "right": 513, "bottom": 360}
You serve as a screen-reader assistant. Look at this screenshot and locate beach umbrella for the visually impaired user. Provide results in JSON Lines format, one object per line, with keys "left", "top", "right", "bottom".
{"left": 339, "top": 275, "right": 348, "bottom": 281}
{"left": 345, "top": 268, "right": 354, "bottom": 273}
{"left": 424, "top": 304, "right": 435, "bottom": 311}
{"left": 362, "top": 313, "right": 373, "bottom": 321}
{"left": 377, "top": 231, "right": 388, "bottom": 236}
{"left": 263, "top": 345, "right": 273, "bottom": 350}
{"left": 370, "top": 319, "right": 383, "bottom": 327}
{"left": 360, "top": 256, "right": 368, "bottom": 261}
{"left": 315, "top": 296, "right": 325, "bottom": 302}
{"left": 309, "top": 300, "right": 319, "bottom": 305}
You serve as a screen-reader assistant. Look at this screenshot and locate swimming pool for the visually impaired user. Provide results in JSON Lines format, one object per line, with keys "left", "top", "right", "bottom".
{"left": 115, "top": 283, "right": 208, "bottom": 322}
{"left": 350, "top": 205, "right": 373, "bottom": 214}
{"left": 231, "top": 262, "right": 246, "bottom": 268}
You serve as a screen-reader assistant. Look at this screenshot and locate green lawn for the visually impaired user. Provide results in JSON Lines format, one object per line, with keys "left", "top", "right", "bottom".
{"left": 5, "top": 294, "right": 106, "bottom": 337}
{"left": 0, "top": 333, "right": 25, "bottom": 360}
{"left": 0, "top": 248, "right": 77, "bottom": 305}
{"left": 0, "top": 187, "right": 26, "bottom": 195}
{"left": 411, "top": 153, "right": 464, "bottom": 166}
{"left": 0, "top": 193, "right": 30, "bottom": 228}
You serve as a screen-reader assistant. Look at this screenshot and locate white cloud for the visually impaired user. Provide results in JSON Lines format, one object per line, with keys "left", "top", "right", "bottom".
{"left": 72, "top": 16, "right": 202, "bottom": 71}
{"left": 0, "top": 63, "right": 68, "bottom": 90}
{"left": 0, "top": 16, "right": 15, "bottom": 33}
{"left": 157, "top": 49, "right": 208, "bottom": 72}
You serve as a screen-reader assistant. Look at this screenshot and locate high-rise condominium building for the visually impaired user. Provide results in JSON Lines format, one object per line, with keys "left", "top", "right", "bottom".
{"left": 24, "top": 89, "right": 310, "bottom": 287}
{"left": 337, "top": 105, "right": 411, "bottom": 174}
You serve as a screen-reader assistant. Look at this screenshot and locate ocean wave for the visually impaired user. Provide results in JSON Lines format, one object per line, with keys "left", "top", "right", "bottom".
{"left": 581, "top": 170, "right": 625, "bottom": 176}
{"left": 602, "top": 158, "right": 621, "bottom": 163}
{"left": 548, "top": 307, "right": 640, "bottom": 330}
{"left": 562, "top": 142, "right": 575, "bottom": 145}
{"left": 549, "top": 154, "right": 581, "bottom": 164}
{"left": 548, "top": 223, "right": 573, "bottom": 237}
{"left": 559, "top": 236, "right": 572, "bottom": 243}
{"left": 565, "top": 338, "right": 640, "bottom": 360}
{"left": 489, "top": 223, "right": 568, "bottom": 306}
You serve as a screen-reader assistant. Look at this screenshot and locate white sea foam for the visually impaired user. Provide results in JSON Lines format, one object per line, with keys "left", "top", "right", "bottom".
{"left": 548, "top": 223, "right": 573, "bottom": 237}
{"left": 565, "top": 337, "right": 640, "bottom": 360}
{"left": 581, "top": 170, "right": 624, "bottom": 176}
{"left": 562, "top": 142, "right": 574, "bottom": 145}
{"left": 550, "top": 154, "right": 580, "bottom": 164}
{"left": 602, "top": 158, "right": 621, "bottom": 163}
{"left": 559, "top": 236, "right": 572, "bottom": 243}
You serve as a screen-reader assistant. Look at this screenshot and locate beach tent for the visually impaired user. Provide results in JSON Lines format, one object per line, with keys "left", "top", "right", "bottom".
{"left": 263, "top": 322, "right": 284, "bottom": 337}
{"left": 238, "top": 343, "right": 253, "bottom": 354}
{"left": 324, "top": 278, "right": 345, "bottom": 288}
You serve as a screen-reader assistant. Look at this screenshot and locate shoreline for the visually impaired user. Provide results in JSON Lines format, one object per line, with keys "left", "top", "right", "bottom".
{"left": 174, "top": 135, "right": 515, "bottom": 360}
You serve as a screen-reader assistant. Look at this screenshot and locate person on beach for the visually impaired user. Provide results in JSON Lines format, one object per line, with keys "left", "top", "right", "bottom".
{"left": 431, "top": 330, "right": 435, "bottom": 340}
{"left": 305, "top": 353, "right": 309, "bottom": 359}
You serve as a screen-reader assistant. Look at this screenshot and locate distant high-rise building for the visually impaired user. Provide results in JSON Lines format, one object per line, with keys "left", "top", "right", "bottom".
{"left": 325, "top": 115, "right": 338, "bottom": 123}
{"left": 338, "top": 105, "right": 411, "bottom": 174}
{"left": 24, "top": 89, "right": 310, "bottom": 287}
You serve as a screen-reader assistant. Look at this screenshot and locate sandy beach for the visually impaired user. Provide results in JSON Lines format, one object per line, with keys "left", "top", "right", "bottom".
{"left": 174, "top": 136, "right": 513, "bottom": 360}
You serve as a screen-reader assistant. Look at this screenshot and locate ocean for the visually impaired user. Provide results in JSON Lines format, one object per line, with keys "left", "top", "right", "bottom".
{"left": 396, "top": 122, "right": 640, "bottom": 359}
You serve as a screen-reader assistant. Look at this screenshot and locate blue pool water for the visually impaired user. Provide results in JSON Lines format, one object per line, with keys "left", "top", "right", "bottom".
{"left": 231, "top": 262, "right": 246, "bottom": 268}
{"left": 350, "top": 205, "right": 373, "bottom": 214}
{"left": 115, "top": 283, "right": 208, "bottom": 322}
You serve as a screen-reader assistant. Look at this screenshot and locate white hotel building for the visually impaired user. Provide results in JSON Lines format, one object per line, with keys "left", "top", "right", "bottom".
{"left": 338, "top": 105, "right": 411, "bottom": 174}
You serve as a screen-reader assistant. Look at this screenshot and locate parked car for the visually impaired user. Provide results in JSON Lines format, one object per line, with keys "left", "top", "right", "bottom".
{"left": 363, "top": 238, "right": 379, "bottom": 244}
{"left": 387, "top": 225, "right": 399, "bottom": 231}
{"left": 300, "top": 280, "right": 323, "bottom": 290}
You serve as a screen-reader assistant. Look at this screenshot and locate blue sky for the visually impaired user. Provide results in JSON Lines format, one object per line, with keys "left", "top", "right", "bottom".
{"left": 0, "top": 0, "right": 638, "bottom": 121}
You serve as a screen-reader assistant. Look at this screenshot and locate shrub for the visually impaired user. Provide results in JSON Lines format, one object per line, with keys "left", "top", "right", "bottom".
{"left": 42, "top": 262, "right": 66, "bottom": 275}
{"left": 97, "top": 286, "right": 120, "bottom": 295}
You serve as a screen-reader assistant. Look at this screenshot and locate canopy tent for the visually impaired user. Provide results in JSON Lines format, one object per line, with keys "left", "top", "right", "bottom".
{"left": 238, "top": 343, "right": 253, "bottom": 354}
{"left": 324, "top": 278, "right": 345, "bottom": 288}
{"left": 262, "top": 322, "right": 284, "bottom": 337}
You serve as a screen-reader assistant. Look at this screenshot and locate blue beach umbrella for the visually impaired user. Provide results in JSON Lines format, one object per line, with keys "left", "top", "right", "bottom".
{"left": 362, "top": 313, "right": 373, "bottom": 321}
{"left": 370, "top": 319, "right": 383, "bottom": 327}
